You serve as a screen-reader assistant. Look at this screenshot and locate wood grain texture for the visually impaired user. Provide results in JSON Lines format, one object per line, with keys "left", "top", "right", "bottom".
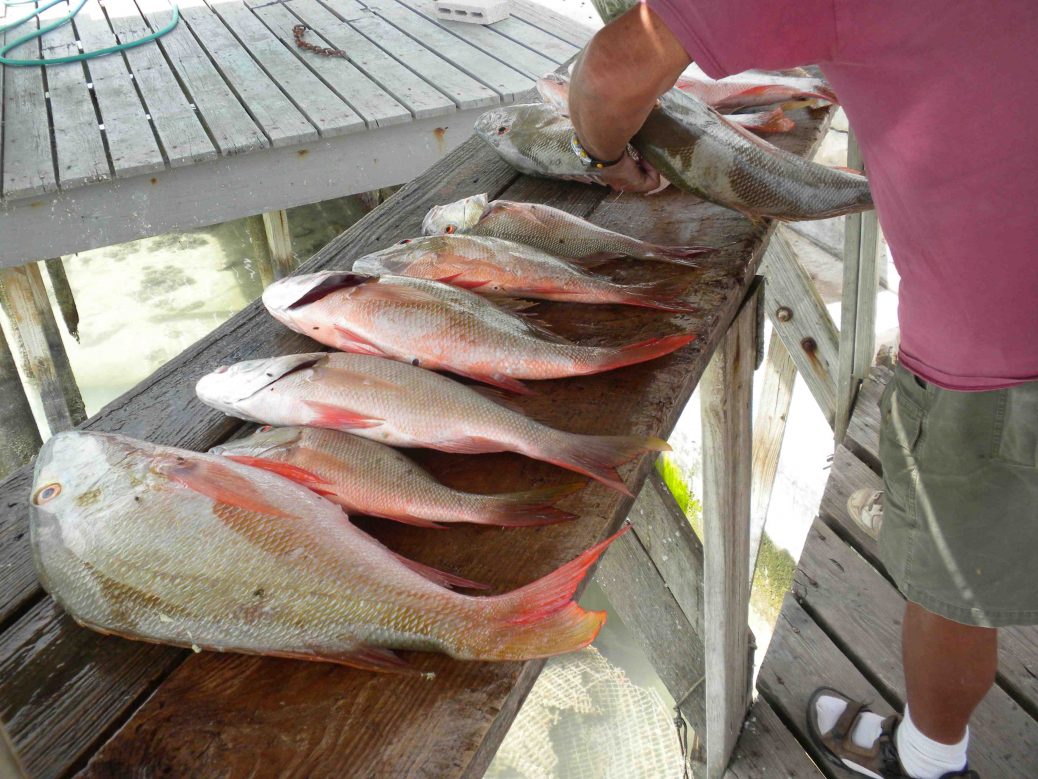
{"left": 795, "top": 519, "right": 1038, "bottom": 777}
{"left": 700, "top": 283, "right": 759, "bottom": 778}
{"left": 724, "top": 698, "right": 823, "bottom": 779}
{"left": 508, "top": 0, "right": 600, "bottom": 48}
{"left": 0, "top": 322, "right": 40, "bottom": 479}
{"left": 2, "top": 105, "right": 833, "bottom": 777}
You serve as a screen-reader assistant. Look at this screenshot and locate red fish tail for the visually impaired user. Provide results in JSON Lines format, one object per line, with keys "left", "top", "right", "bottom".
{"left": 614, "top": 283, "right": 697, "bottom": 313}
{"left": 640, "top": 244, "right": 712, "bottom": 265}
{"left": 464, "top": 527, "right": 628, "bottom": 660}
{"left": 542, "top": 433, "right": 670, "bottom": 495}
{"left": 587, "top": 333, "right": 696, "bottom": 375}
{"left": 475, "top": 482, "right": 584, "bottom": 527}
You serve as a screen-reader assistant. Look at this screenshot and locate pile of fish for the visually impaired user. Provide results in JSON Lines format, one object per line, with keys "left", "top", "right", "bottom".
{"left": 476, "top": 71, "right": 873, "bottom": 221}
{"left": 30, "top": 193, "right": 706, "bottom": 674}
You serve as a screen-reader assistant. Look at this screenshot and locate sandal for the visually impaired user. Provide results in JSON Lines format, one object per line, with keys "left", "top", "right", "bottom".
{"left": 806, "top": 687, "right": 979, "bottom": 779}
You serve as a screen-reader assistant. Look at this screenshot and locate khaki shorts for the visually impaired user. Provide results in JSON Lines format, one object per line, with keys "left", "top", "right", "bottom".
{"left": 878, "top": 363, "right": 1038, "bottom": 627}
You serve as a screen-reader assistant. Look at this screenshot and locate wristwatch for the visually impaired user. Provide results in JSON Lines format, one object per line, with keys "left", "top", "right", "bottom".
{"left": 570, "top": 133, "right": 627, "bottom": 169}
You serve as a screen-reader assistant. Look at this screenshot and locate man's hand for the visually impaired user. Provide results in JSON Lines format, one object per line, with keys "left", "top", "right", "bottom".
{"left": 594, "top": 152, "right": 662, "bottom": 194}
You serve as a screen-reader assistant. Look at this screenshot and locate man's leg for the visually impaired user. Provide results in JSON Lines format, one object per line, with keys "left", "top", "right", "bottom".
{"left": 902, "top": 601, "right": 997, "bottom": 744}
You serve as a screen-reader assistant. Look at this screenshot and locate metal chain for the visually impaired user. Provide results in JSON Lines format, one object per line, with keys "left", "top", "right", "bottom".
{"left": 292, "top": 24, "right": 347, "bottom": 58}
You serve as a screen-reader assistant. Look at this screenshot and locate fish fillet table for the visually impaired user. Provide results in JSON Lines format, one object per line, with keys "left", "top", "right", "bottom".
{"left": 0, "top": 97, "right": 833, "bottom": 776}
{"left": 0, "top": 0, "right": 591, "bottom": 267}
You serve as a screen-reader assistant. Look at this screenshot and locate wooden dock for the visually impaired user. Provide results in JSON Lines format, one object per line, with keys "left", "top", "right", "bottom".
{"left": 726, "top": 367, "right": 1038, "bottom": 778}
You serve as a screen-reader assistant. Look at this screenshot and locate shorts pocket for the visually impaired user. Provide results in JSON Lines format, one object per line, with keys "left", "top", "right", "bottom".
{"left": 879, "top": 370, "right": 925, "bottom": 510}
{"left": 991, "top": 385, "right": 1038, "bottom": 467}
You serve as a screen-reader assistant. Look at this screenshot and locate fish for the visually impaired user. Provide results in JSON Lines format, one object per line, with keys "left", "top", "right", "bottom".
{"left": 195, "top": 352, "right": 670, "bottom": 494}
{"left": 537, "top": 73, "right": 794, "bottom": 135}
{"left": 421, "top": 194, "right": 709, "bottom": 266}
{"left": 475, "top": 97, "right": 872, "bottom": 221}
{"left": 261, "top": 272, "right": 695, "bottom": 393}
{"left": 210, "top": 425, "right": 582, "bottom": 529}
{"left": 31, "top": 430, "right": 625, "bottom": 672}
{"left": 633, "top": 89, "right": 872, "bottom": 220}
{"left": 353, "top": 233, "right": 696, "bottom": 310}
{"left": 674, "top": 75, "right": 838, "bottom": 110}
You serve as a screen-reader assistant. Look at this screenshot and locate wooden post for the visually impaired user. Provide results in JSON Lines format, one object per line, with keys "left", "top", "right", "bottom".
{"left": 261, "top": 210, "right": 295, "bottom": 280}
{"left": 0, "top": 320, "right": 41, "bottom": 479}
{"left": 44, "top": 258, "right": 80, "bottom": 342}
{"left": 0, "top": 262, "right": 86, "bottom": 433}
{"left": 749, "top": 331, "right": 797, "bottom": 583}
{"left": 700, "top": 280, "right": 760, "bottom": 778}
{"left": 835, "top": 130, "right": 879, "bottom": 441}
{"left": 759, "top": 227, "right": 839, "bottom": 427}
{"left": 245, "top": 215, "right": 277, "bottom": 288}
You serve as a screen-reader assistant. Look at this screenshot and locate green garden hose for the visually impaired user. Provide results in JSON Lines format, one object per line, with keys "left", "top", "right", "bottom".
{"left": 0, "top": 0, "right": 178, "bottom": 67}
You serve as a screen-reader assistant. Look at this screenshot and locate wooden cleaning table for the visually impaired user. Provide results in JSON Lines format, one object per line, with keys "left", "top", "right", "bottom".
{"left": 0, "top": 95, "right": 832, "bottom": 776}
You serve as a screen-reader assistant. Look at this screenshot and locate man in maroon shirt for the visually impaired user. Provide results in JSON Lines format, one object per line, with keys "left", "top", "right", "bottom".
{"left": 568, "top": 2, "right": 1038, "bottom": 778}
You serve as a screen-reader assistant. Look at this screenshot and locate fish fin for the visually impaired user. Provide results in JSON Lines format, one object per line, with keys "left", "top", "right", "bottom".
{"left": 638, "top": 244, "right": 712, "bottom": 265}
{"left": 303, "top": 401, "right": 384, "bottom": 430}
{"left": 274, "top": 644, "right": 419, "bottom": 675}
{"left": 733, "top": 106, "right": 795, "bottom": 134}
{"left": 477, "top": 482, "right": 584, "bottom": 527}
{"left": 464, "top": 527, "right": 628, "bottom": 660}
{"left": 454, "top": 369, "right": 534, "bottom": 396}
{"left": 163, "top": 457, "right": 296, "bottom": 519}
{"left": 284, "top": 272, "right": 376, "bottom": 310}
{"left": 470, "top": 385, "right": 528, "bottom": 413}
{"left": 484, "top": 295, "right": 540, "bottom": 312}
{"left": 435, "top": 273, "right": 491, "bottom": 291}
{"left": 832, "top": 165, "right": 864, "bottom": 176}
{"left": 582, "top": 333, "right": 696, "bottom": 377}
{"left": 614, "top": 284, "right": 697, "bottom": 313}
{"left": 437, "top": 435, "right": 509, "bottom": 455}
{"left": 541, "top": 434, "right": 670, "bottom": 495}
{"left": 331, "top": 325, "right": 388, "bottom": 357}
{"left": 222, "top": 455, "right": 333, "bottom": 491}
{"left": 392, "top": 551, "right": 489, "bottom": 590}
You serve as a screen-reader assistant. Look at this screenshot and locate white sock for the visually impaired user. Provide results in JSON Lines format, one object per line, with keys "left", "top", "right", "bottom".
{"left": 815, "top": 695, "right": 887, "bottom": 776}
{"left": 896, "top": 706, "right": 968, "bottom": 779}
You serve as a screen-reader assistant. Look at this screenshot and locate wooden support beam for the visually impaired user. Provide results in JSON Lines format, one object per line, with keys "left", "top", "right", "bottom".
{"left": 0, "top": 263, "right": 86, "bottom": 433}
{"left": 245, "top": 215, "right": 277, "bottom": 289}
{"left": 261, "top": 210, "right": 295, "bottom": 280}
{"left": 43, "top": 259, "right": 80, "bottom": 342}
{"left": 759, "top": 228, "right": 839, "bottom": 427}
{"left": 700, "top": 281, "right": 759, "bottom": 778}
{"left": 0, "top": 322, "right": 41, "bottom": 479}
{"left": 749, "top": 331, "right": 797, "bottom": 582}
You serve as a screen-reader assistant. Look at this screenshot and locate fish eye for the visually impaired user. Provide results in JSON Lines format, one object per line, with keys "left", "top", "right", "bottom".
{"left": 32, "top": 483, "right": 62, "bottom": 505}
{"left": 445, "top": 225, "right": 456, "bottom": 234}
{"left": 398, "top": 238, "right": 412, "bottom": 245}
{"left": 259, "top": 425, "right": 273, "bottom": 433}
{"left": 497, "top": 126, "right": 508, "bottom": 135}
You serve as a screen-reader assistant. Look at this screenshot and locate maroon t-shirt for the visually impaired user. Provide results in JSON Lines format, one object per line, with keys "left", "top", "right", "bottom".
{"left": 648, "top": 0, "right": 1038, "bottom": 389}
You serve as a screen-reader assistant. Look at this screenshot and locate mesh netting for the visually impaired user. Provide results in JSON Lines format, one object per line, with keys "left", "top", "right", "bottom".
{"left": 486, "top": 647, "right": 688, "bottom": 779}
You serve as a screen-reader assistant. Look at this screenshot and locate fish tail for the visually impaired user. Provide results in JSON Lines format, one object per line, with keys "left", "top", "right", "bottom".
{"left": 586, "top": 333, "right": 696, "bottom": 376}
{"left": 473, "top": 482, "right": 584, "bottom": 527}
{"left": 541, "top": 432, "right": 670, "bottom": 495}
{"left": 638, "top": 243, "right": 712, "bottom": 265}
{"left": 614, "top": 282, "right": 697, "bottom": 313}
{"left": 465, "top": 526, "right": 628, "bottom": 660}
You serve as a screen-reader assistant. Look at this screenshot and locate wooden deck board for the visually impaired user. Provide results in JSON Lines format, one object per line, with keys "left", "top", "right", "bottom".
{"left": 37, "top": 2, "right": 112, "bottom": 189}
{"left": 135, "top": 0, "right": 269, "bottom": 156}
{"left": 724, "top": 698, "right": 824, "bottom": 779}
{"left": 489, "top": 14, "right": 581, "bottom": 65}
{"left": 101, "top": 0, "right": 218, "bottom": 166}
{"left": 509, "top": 0, "right": 599, "bottom": 48}
{"left": 73, "top": 0, "right": 168, "bottom": 178}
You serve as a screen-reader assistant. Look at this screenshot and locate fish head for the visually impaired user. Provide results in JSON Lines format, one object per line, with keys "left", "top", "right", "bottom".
{"left": 475, "top": 104, "right": 590, "bottom": 179}
{"left": 262, "top": 271, "right": 375, "bottom": 328}
{"left": 422, "top": 194, "right": 489, "bottom": 235}
{"left": 351, "top": 237, "right": 432, "bottom": 275}
{"left": 474, "top": 107, "right": 520, "bottom": 150}
{"left": 535, "top": 73, "right": 570, "bottom": 114}
{"left": 209, "top": 425, "right": 304, "bottom": 458}
{"left": 195, "top": 353, "right": 325, "bottom": 416}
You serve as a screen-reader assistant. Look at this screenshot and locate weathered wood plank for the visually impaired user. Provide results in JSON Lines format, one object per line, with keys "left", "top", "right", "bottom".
{"left": 843, "top": 364, "right": 890, "bottom": 473}
{"left": 0, "top": 722, "right": 27, "bottom": 779}
{"left": 749, "top": 331, "right": 796, "bottom": 581}
{"left": 101, "top": 0, "right": 218, "bottom": 167}
{"left": 37, "top": 1, "right": 111, "bottom": 189}
{"left": 795, "top": 519, "right": 1038, "bottom": 777}
{"left": 393, "top": 0, "right": 559, "bottom": 81}
{"left": 319, "top": 0, "right": 499, "bottom": 110}
{"left": 135, "top": 0, "right": 269, "bottom": 155}
{"left": 701, "top": 282, "right": 758, "bottom": 778}
{"left": 0, "top": 322, "right": 40, "bottom": 479}
{"left": 43, "top": 258, "right": 79, "bottom": 341}
{"left": 72, "top": 0, "right": 168, "bottom": 178}
{"left": 1, "top": 13, "right": 58, "bottom": 200}
{"left": 488, "top": 14, "right": 580, "bottom": 65}
{"left": 760, "top": 227, "right": 838, "bottom": 427}
{"left": 509, "top": 0, "right": 599, "bottom": 48}
{"left": 349, "top": 0, "right": 531, "bottom": 100}
{"left": 594, "top": 516, "right": 707, "bottom": 735}
{"left": 0, "top": 263, "right": 85, "bottom": 433}
{"left": 820, "top": 444, "right": 1038, "bottom": 721}
{"left": 261, "top": 209, "right": 295, "bottom": 279}
{"left": 757, "top": 596, "right": 898, "bottom": 772}
{"left": 724, "top": 698, "right": 824, "bottom": 779}
{"left": 205, "top": 0, "right": 364, "bottom": 138}
{"left": 284, "top": 0, "right": 455, "bottom": 120}
{"left": 248, "top": 0, "right": 412, "bottom": 129}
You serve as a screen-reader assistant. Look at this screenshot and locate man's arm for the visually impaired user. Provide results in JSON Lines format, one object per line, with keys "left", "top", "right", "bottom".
{"left": 570, "top": 4, "right": 692, "bottom": 191}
